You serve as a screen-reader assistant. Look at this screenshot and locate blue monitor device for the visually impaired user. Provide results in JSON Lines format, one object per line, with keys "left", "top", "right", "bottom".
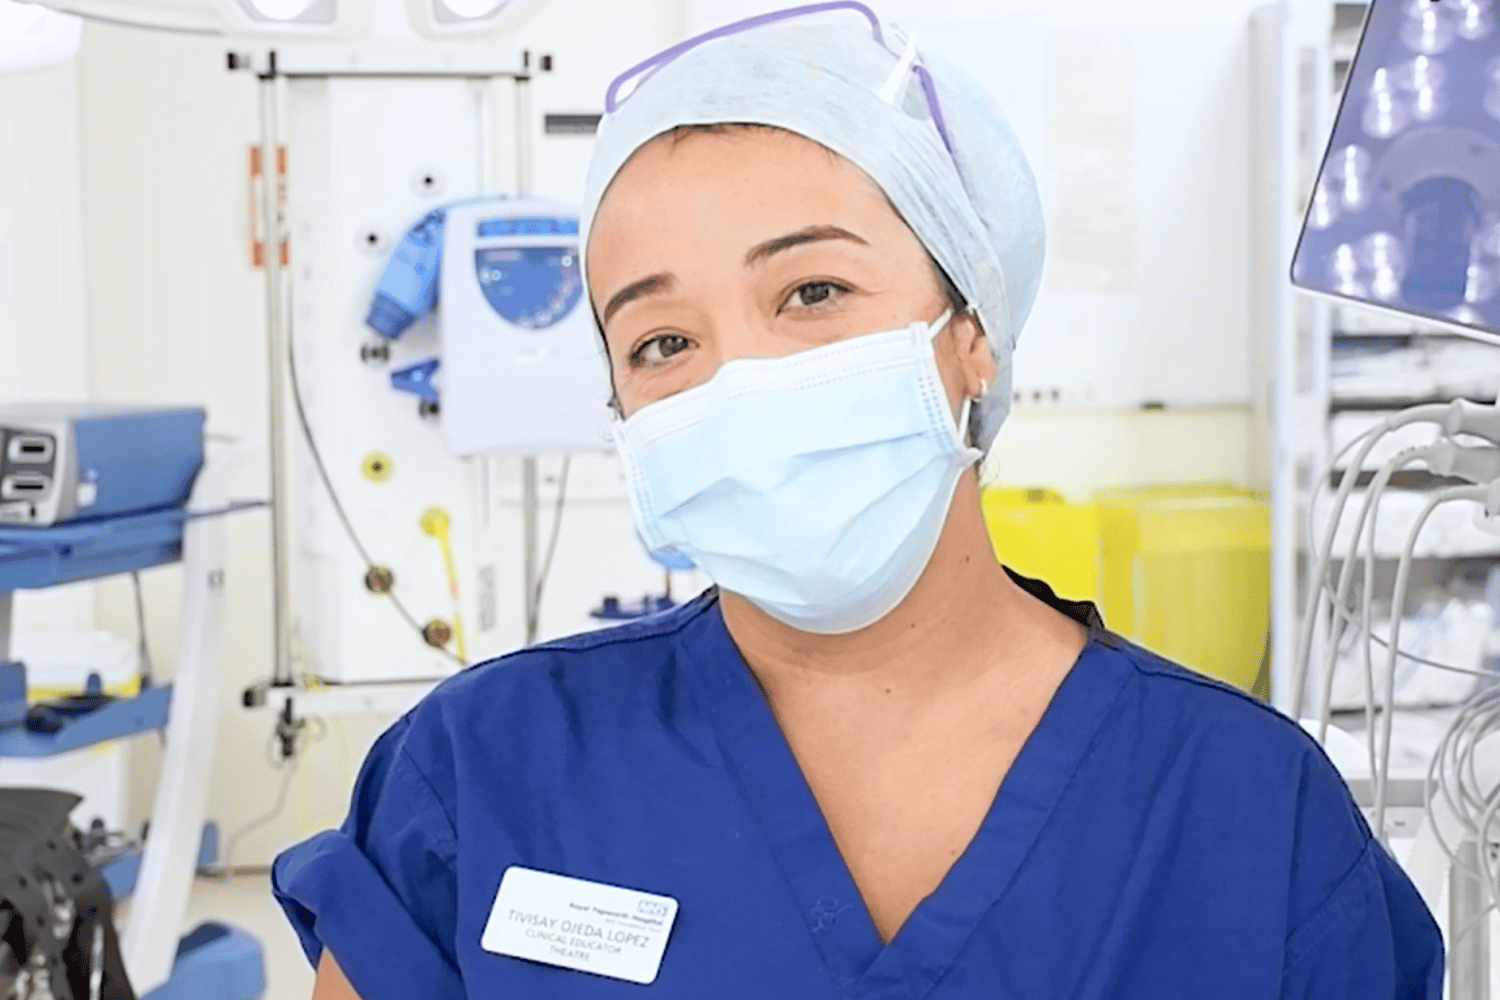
{"left": 1293, "top": 0, "right": 1500, "bottom": 334}
{"left": 0, "top": 404, "right": 205, "bottom": 527}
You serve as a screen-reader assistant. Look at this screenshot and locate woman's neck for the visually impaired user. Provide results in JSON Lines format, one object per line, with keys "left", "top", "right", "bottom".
{"left": 719, "top": 470, "right": 1086, "bottom": 696}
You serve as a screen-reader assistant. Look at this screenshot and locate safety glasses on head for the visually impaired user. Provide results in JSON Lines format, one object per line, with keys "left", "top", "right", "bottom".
{"left": 602, "top": 1, "right": 956, "bottom": 161}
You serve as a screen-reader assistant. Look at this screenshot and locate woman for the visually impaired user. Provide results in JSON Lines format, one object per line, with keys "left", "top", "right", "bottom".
{"left": 275, "top": 5, "right": 1443, "bottom": 997}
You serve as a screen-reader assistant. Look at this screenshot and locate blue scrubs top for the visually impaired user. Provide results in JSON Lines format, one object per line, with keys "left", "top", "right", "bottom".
{"left": 273, "top": 577, "right": 1443, "bottom": 999}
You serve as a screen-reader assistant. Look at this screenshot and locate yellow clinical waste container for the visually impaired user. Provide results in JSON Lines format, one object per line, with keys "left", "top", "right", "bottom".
{"left": 1094, "top": 485, "right": 1270, "bottom": 692}
{"left": 980, "top": 488, "right": 1097, "bottom": 602}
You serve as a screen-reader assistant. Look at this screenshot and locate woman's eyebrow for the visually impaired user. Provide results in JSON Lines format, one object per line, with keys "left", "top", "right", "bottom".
{"left": 602, "top": 272, "right": 676, "bottom": 325}
{"left": 744, "top": 225, "right": 869, "bottom": 267}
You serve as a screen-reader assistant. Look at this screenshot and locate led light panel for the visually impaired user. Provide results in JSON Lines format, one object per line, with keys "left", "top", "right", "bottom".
{"left": 406, "top": 0, "right": 544, "bottom": 38}
{"left": 1293, "top": 0, "right": 1500, "bottom": 334}
{"left": 237, "top": 0, "right": 333, "bottom": 23}
{"left": 434, "top": 0, "right": 505, "bottom": 21}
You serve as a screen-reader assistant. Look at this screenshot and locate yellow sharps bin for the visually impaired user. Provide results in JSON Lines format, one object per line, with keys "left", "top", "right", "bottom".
{"left": 980, "top": 488, "right": 1097, "bottom": 602}
{"left": 1095, "top": 485, "right": 1270, "bottom": 692}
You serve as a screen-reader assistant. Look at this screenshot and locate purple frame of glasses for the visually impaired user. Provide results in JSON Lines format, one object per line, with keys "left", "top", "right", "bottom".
{"left": 601, "top": 0, "right": 956, "bottom": 158}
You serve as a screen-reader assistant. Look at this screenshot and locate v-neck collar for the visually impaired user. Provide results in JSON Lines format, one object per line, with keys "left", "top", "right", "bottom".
{"left": 680, "top": 583, "right": 1133, "bottom": 999}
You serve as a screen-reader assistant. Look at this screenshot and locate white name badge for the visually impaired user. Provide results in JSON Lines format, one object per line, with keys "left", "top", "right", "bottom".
{"left": 481, "top": 866, "right": 680, "bottom": 985}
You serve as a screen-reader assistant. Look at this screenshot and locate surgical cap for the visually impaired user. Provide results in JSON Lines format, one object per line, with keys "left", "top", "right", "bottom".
{"left": 581, "top": 6, "right": 1045, "bottom": 452}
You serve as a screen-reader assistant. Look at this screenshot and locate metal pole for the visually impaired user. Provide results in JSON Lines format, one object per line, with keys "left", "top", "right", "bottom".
{"left": 1451, "top": 840, "right": 1490, "bottom": 1000}
{"left": 0, "top": 591, "right": 11, "bottom": 663}
{"left": 514, "top": 69, "right": 541, "bottom": 644}
{"left": 522, "top": 459, "right": 539, "bottom": 642}
{"left": 259, "top": 64, "right": 293, "bottom": 684}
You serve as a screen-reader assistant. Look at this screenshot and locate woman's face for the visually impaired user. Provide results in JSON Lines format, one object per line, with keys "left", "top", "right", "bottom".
{"left": 587, "top": 126, "right": 992, "bottom": 419}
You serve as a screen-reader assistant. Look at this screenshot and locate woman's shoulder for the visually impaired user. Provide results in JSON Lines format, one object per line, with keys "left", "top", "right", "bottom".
{"left": 1090, "top": 637, "right": 1374, "bottom": 889}
{"left": 1089, "top": 636, "right": 1368, "bottom": 832}
{"left": 1101, "top": 636, "right": 1317, "bottom": 758}
{"left": 437, "top": 589, "right": 716, "bottom": 698}
{"left": 380, "top": 590, "right": 722, "bottom": 778}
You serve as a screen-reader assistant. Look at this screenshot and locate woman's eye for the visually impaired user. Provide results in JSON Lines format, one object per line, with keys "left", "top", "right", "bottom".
{"left": 629, "top": 333, "right": 692, "bottom": 368}
{"left": 784, "top": 281, "right": 847, "bottom": 312}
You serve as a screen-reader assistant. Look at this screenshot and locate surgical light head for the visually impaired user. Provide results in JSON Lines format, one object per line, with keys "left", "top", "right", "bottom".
{"left": 1293, "top": 0, "right": 1500, "bottom": 335}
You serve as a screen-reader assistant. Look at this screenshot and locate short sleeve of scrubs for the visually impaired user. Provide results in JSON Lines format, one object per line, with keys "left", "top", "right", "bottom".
{"left": 272, "top": 717, "right": 464, "bottom": 1000}
{"left": 1279, "top": 839, "right": 1443, "bottom": 999}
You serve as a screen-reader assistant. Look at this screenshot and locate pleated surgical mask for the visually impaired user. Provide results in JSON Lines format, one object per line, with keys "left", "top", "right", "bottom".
{"left": 611, "top": 309, "right": 981, "bottom": 634}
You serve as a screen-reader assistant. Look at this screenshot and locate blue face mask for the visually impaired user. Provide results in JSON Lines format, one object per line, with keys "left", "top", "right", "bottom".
{"left": 612, "top": 309, "right": 983, "bottom": 635}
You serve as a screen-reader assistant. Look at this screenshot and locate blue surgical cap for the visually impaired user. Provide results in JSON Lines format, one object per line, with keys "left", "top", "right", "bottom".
{"left": 581, "top": 4, "right": 1046, "bottom": 452}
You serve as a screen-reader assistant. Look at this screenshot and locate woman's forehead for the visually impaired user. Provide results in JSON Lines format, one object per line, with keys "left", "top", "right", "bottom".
{"left": 587, "top": 126, "right": 906, "bottom": 273}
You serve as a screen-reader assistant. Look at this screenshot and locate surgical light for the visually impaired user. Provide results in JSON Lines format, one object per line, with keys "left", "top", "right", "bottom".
{"left": 0, "top": 0, "right": 79, "bottom": 73}
{"left": 1363, "top": 68, "right": 1410, "bottom": 137}
{"left": 435, "top": 0, "right": 506, "bottom": 20}
{"left": 405, "top": 0, "right": 544, "bottom": 38}
{"left": 1470, "top": 261, "right": 1499, "bottom": 303}
{"left": 1402, "top": 1, "right": 1458, "bottom": 53}
{"left": 1359, "top": 231, "right": 1407, "bottom": 300}
{"left": 1293, "top": 0, "right": 1500, "bottom": 337}
{"left": 0, "top": 0, "right": 44, "bottom": 30}
{"left": 237, "top": 0, "right": 333, "bottom": 22}
{"left": 243, "top": 0, "right": 311, "bottom": 18}
{"left": 1329, "top": 144, "right": 1373, "bottom": 209}
{"left": 1310, "top": 181, "right": 1340, "bottom": 230}
{"left": 1458, "top": 0, "right": 1495, "bottom": 40}
{"left": 1332, "top": 243, "right": 1366, "bottom": 296}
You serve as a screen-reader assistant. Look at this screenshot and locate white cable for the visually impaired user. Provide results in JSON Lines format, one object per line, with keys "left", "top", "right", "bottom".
{"left": 1324, "top": 595, "right": 1496, "bottom": 678}
{"left": 1317, "top": 446, "right": 1437, "bottom": 744}
{"left": 1425, "top": 688, "right": 1500, "bottom": 919}
{"left": 1294, "top": 398, "right": 1500, "bottom": 721}
{"left": 1376, "top": 484, "right": 1495, "bottom": 839}
{"left": 1340, "top": 444, "right": 1494, "bottom": 784}
{"left": 1292, "top": 403, "right": 1452, "bottom": 719}
{"left": 1294, "top": 428, "right": 1386, "bottom": 720}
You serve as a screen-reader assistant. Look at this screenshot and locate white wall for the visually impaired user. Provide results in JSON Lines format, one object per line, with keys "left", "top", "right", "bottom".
{"left": 991, "top": 407, "right": 1258, "bottom": 500}
{"left": 0, "top": 58, "right": 99, "bottom": 631}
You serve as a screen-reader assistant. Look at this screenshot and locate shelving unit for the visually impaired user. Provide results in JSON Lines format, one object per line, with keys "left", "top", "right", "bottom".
{"left": 1270, "top": 0, "right": 1500, "bottom": 717}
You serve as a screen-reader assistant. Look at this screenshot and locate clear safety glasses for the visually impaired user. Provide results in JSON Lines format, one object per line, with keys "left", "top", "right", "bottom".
{"left": 601, "top": 0, "right": 957, "bottom": 160}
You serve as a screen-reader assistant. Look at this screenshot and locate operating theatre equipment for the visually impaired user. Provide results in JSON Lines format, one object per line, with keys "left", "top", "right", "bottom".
{"left": 0, "top": 789, "right": 133, "bottom": 1000}
{"left": 237, "top": 39, "right": 618, "bottom": 690}
{"left": 370, "top": 198, "right": 609, "bottom": 454}
{"left": 366, "top": 207, "right": 445, "bottom": 341}
{"left": 0, "top": 432, "right": 265, "bottom": 1000}
{"left": 1293, "top": 0, "right": 1500, "bottom": 335}
{"left": 0, "top": 405, "right": 205, "bottom": 528}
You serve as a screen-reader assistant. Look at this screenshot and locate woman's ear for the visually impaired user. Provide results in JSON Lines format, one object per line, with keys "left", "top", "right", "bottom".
{"left": 954, "top": 311, "right": 995, "bottom": 399}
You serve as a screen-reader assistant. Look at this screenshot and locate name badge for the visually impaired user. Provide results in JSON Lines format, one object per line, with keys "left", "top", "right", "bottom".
{"left": 481, "top": 866, "right": 679, "bottom": 985}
